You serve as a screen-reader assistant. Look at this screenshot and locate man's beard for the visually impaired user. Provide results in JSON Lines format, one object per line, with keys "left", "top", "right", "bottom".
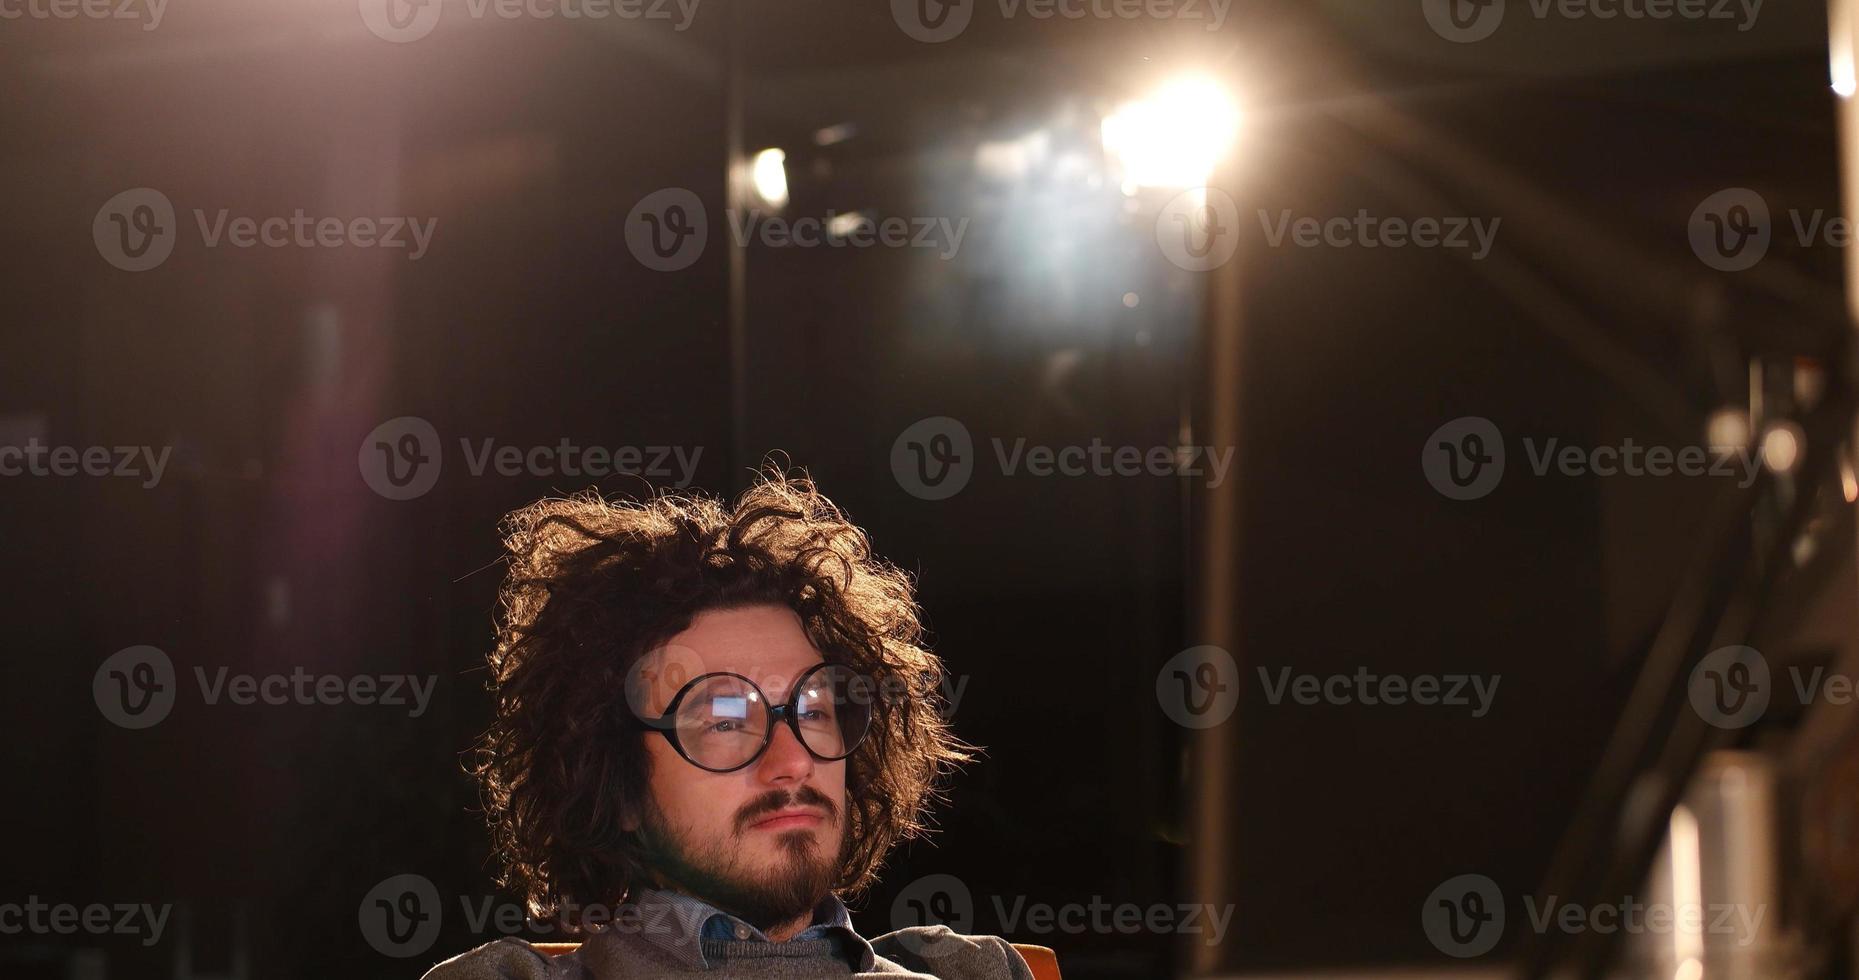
{"left": 634, "top": 786, "right": 848, "bottom": 933}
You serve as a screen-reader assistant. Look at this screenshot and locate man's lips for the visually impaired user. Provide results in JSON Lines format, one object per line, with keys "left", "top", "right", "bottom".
{"left": 748, "top": 809, "right": 825, "bottom": 831}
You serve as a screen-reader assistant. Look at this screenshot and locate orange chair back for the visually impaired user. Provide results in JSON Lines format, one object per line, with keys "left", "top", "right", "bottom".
{"left": 1011, "top": 942, "right": 1061, "bottom": 980}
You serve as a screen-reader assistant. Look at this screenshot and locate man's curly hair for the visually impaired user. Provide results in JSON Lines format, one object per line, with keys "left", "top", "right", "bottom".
{"left": 472, "top": 470, "right": 972, "bottom": 923}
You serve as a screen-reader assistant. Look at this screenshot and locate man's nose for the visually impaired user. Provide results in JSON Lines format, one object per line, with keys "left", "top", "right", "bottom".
{"left": 755, "top": 719, "right": 815, "bottom": 784}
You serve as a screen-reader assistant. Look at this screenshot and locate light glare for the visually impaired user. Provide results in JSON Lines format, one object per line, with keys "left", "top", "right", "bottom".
{"left": 751, "top": 147, "right": 789, "bottom": 209}
{"left": 1101, "top": 77, "right": 1241, "bottom": 191}
{"left": 1835, "top": 0, "right": 1857, "bottom": 96}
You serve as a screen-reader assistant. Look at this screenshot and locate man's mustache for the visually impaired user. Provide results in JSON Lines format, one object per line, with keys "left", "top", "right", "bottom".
{"left": 736, "top": 786, "right": 838, "bottom": 832}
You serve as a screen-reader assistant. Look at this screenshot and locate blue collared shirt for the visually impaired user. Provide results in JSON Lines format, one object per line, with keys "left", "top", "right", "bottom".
{"left": 626, "top": 886, "right": 877, "bottom": 971}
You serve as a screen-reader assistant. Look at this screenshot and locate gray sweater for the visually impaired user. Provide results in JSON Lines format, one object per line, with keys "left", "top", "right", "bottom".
{"left": 419, "top": 925, "right": 1034, "bottom": 979}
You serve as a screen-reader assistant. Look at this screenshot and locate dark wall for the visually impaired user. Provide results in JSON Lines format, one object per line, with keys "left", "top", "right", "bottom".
{"left": 2, "top": 1, "right": 1850, "bottom": 978}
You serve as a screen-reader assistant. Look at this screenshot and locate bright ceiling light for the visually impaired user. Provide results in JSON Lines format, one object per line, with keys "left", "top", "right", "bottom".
{"left": 1101, "top": 76, "right": 1242, "bottom": 192}
{"left": 750, "top": 147, "right": 789, "bottom": 209}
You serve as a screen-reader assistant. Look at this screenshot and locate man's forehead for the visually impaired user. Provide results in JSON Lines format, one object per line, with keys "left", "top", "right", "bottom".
{"left": 632, "top": 605, "right": 826, "bottom": 701}
{"left": 635, "top": 645, "right": 824, "bottom": 695}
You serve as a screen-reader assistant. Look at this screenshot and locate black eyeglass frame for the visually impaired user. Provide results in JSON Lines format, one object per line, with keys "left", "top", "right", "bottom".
{"left": 631, "top": 661, "right": 875, "bottom": 774}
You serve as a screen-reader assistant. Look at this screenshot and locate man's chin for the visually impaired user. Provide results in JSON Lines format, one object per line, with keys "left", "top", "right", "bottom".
{"left": 746, "top": 836, "right": 829, "bottom": 880}
{"left": 722, "top": 841, "right": 839, "bottom": 924}
{"left": 637, "top": 811, "right": 843, "bottom": 931}
{"left": 756, "top": 824, "right": 823, "bottom": 847}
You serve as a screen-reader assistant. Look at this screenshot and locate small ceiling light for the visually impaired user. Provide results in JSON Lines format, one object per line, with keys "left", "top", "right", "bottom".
{"left": 1760, "top": 422, "right": 1803, "bottom": 474}
{"left": 750, "top": 147, "right": 789, "bottom": 209}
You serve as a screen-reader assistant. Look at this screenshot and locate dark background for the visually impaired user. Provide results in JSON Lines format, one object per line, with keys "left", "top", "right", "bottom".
{"left": 2, "top": 0, "right": 1853, "bottom": 977}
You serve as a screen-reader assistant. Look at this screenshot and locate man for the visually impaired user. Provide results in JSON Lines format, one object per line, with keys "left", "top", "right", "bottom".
{"left": 423, "top": 473, "right": 1034, "bottom": 978}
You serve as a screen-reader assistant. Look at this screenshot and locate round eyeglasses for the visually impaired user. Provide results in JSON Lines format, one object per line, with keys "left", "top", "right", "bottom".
{"left": 633, "top": 662, "right": 876, "bottom": 773}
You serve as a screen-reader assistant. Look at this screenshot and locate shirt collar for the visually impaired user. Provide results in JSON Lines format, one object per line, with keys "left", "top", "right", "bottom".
{"left": 622, "top": 886, "right": 876, "bottom": 971}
